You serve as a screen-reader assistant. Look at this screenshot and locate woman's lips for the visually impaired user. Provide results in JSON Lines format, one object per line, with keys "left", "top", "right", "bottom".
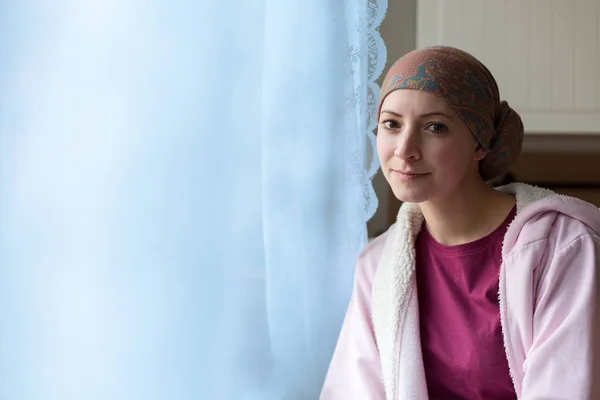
{"left": 391, "top": 169, "right": 429, "bottom": 181}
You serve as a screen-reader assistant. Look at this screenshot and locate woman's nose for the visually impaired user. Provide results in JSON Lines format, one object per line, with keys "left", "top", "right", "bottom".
{"left": 393, "top": 127, "right": 421, "bottom": 161}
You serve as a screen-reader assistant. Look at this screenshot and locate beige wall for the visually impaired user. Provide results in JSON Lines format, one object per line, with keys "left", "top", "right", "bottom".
{"left": 368, "top": 0, "right": 417, "bottom": 237}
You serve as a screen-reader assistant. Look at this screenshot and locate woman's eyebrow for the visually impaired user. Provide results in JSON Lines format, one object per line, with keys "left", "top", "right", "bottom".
{"left": 421, "top": 111, "right": 452, "bottom": 119}
{"left": 380, "top": 110, "right": 402, "bottom": 117}
{"left": 380, "top": 110, "right": 452, "bottom": 119}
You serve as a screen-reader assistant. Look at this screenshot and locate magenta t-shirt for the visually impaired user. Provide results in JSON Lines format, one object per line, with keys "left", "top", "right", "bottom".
{"left": 415, "top": 206, "right": 517, "bottom": 400}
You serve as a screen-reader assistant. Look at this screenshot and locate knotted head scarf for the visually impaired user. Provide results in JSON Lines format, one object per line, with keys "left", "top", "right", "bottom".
{"left": 378, "top": 46, "right": 524, "bottom": 181}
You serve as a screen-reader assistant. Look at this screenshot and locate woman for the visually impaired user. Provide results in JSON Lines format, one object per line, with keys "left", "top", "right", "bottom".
{"left": 320, "top": 46, "right": 600, "bottom": 399}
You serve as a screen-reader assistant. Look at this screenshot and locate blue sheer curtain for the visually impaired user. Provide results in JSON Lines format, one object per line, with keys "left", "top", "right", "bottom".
{"left": 0, "top": 0, "right": 386, "bottom": 399}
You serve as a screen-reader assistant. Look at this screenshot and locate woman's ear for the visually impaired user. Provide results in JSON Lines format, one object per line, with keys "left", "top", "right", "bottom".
{"left": 473, "top": 143, "right": 487, "bottom": 161}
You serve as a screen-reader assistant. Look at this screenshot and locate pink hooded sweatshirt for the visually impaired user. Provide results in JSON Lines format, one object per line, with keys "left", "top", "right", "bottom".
{"left": 321, "top": 183, "right": 600, "bottom": 400}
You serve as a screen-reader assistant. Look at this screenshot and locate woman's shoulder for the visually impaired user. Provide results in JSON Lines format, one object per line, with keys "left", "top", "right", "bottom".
{"left": 505, "top": 188, "right": 600, "bottom": 255}
{"left": 358, "top": 224, "right": 397, "bottom": 277}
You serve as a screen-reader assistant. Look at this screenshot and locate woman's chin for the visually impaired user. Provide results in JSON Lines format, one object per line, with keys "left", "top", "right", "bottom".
{"left": 390, "top": 185, "right": 434, "bottom": 204}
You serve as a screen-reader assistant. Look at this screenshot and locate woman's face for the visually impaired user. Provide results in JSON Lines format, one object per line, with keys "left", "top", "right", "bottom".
{"left": 376, "top": 89, "right": 487, "bottom": 204}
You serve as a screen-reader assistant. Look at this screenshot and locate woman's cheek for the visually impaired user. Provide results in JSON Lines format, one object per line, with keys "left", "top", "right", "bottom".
{"left": 376, "top": 133, "right": 394, "bottom": 161}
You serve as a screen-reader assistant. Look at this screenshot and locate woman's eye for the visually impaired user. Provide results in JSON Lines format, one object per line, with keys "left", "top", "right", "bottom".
{"left": 427, "top": 123, "right": 447, "bottom": 134}
{"left": 382, "top": 120, "right": 400, "bottom": 129}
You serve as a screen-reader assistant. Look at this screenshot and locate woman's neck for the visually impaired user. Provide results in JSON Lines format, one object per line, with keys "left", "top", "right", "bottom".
{"left": 419, "top": 179, "right": 516, "bottom": 246}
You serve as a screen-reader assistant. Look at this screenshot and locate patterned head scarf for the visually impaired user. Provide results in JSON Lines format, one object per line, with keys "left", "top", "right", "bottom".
{"left": 378, "top": 46, "right": 524, "bottom": 181}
